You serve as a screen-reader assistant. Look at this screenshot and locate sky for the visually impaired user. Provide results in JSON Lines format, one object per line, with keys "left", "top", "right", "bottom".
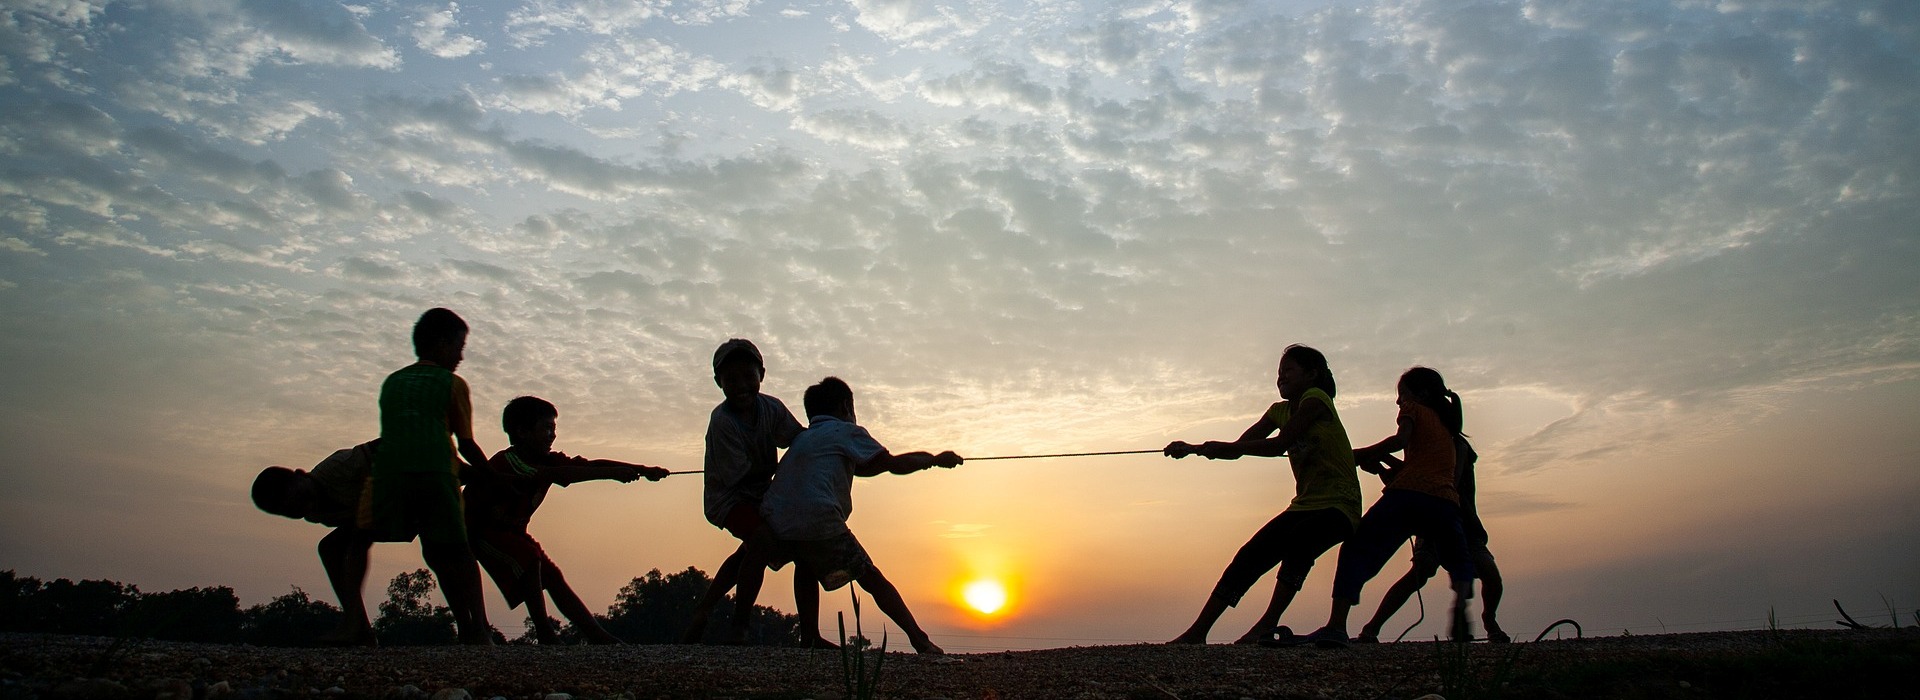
{"left": 1, "top": 0, "right": 1917, "bottom": 651}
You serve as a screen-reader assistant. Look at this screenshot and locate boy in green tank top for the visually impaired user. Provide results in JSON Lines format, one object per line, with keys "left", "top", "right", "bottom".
{"left": 366, "top": 307, "right": 496, "bottom": 645}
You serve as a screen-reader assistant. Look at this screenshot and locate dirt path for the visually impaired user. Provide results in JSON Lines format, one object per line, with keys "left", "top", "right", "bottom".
{"left": 4, "top": 628, "right": 1914, "bottom": 699}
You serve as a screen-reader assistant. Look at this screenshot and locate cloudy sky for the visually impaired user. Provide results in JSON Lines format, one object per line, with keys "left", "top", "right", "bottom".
{"left": 2, "top": 0, "right": 1916, "bottom": 650}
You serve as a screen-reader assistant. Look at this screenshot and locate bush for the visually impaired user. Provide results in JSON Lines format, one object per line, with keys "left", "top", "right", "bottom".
{"left": 244, "top": 588, "right": 341, "bottom": 646}
{"left": 603, "top": 567, "right": 800, "bottom": 644}
{"left": 373, "top": 569, "right": 456, "bottom": 646}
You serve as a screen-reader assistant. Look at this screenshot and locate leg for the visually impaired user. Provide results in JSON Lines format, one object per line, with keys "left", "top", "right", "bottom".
{"left": 542, "top": 560, "right": 621, "bottom": 644}
{"left": 725, "top": 530, "right": 776, "bottom": 644}
{"left": 683, "top": 546, "right": 745, "bottom": 643}
{"left": 520, "top": 566, "right": 558, "bottom": 644}
{"left": 794, "top": 564, "right": 833, "bottom": 648}
{"left": 726, "top": 561, "right": 768, "bottom": 643}
{"left": 316, "top": 528, "right": 375, "bottom": 646}
{"left": 1170, "top": 512, "right": 1296, "bottom": 644}
{"left": 1233, "top": 578, "right": 1299, "bottom": 645}
{"left": 421, "top": 539, "right": 492, "bottom": 644}
{"left": 1415, "top": 504, "right": 1475, "bottom": 642}
{"left": 1234, "top": 510, "right": 1351, "bottom": 644}
{"left": 1314, "top": 494, "right": 1422, "bottom": 645}
{"left": 1359, "top": 555, "right": 1438, "bottom": 642}
{"left": 1475, "top": 551, "right": 1508, "bottom": 642}
{"left": 855, "top": 566, "right": 940, "bottom": 655}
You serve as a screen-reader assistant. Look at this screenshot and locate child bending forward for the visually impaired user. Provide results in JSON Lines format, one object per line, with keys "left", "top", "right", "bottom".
{"left": 465, "top": 396, "right": 670, "bottom": 644}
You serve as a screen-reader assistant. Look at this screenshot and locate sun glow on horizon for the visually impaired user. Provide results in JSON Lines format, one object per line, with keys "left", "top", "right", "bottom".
{"left": 961, "top": 580, "right": 1008, "bottom": 615}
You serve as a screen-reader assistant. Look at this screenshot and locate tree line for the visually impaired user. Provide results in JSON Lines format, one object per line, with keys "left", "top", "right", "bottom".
{"left": 0, "top": 567, "right": 799, "bottom": 646}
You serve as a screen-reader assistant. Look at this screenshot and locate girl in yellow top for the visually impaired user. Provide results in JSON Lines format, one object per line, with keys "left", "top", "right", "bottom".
{"left": 1164, "top": 345, "right": 1362, "bottom": 644}
{"left": 1302, "top": 366, "right": 1476, "bottom": 647}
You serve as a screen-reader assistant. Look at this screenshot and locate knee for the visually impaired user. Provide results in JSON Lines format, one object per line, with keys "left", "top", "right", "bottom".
{"left": 1274, "top": 561, "right": 1313, "bottom": 592}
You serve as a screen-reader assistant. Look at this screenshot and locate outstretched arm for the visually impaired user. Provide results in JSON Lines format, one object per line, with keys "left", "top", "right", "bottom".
{"left": 544, "top": 458, "right": 671, "bottom": 485}
{"left": 1166, "top": 414, "right": 1278, "bottom": 459}
{"left": 855, "top": 450, "right": 963, "bottom": 477}
{"left": 1197, "top": 398, "right": 1330, "bottom": 459}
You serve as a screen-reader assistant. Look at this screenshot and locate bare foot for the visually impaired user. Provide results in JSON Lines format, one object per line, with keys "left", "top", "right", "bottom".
{"left": 799, "top": 636, "right": 839, "bottom": 649}
{"left": 1165, "top": 633, "right": 1207, "bottom": 645}
{"left": 909, "top": 635, "right": 944, "bottom": 655}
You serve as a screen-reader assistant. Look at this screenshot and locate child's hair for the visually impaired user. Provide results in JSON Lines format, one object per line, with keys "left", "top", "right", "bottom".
{"left": 713, "top": 338, "right": 764, "bottom": 374}
{"left": 251, "top": 467, "right": 303, "bottom": 518}
{"left": 412, "top": 308, "right": 468, "bottom": 356}
{"left": 1399, "top": 366, "right": 1463, "bottom": 436}
{"left": 803, "top": 376, "right": 854, "bottom": 418}
{"left": 502, "top": 395, "right": 559, "bottom": 434}
{"left": 1282, "top": 344, "right": 1338, "bottom": 398}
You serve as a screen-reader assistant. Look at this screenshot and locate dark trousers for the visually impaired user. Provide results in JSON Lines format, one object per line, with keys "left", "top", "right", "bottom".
{"left": 1331, "top": 489, "right": 1473, "bottom": 602}
{"left": 1208, "top": 507, "right": 1353, "bottom": 606}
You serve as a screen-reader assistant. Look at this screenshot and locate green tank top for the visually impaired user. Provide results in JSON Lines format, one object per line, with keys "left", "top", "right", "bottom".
{"left": 1266, "top": 387, "right": 1362, "bottom": 527}
{"left": 375, "top": 363, "right": 457, "bottom": 475}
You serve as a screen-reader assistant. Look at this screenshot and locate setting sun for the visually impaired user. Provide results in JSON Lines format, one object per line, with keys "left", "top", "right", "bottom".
{"left": 962, "top": 580, "right": 1008, "bottom": 615}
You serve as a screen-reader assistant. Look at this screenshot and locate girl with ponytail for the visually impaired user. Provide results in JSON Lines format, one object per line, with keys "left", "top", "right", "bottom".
{"left": 1300, "top": 366, "right": 1478, "bottom": 647}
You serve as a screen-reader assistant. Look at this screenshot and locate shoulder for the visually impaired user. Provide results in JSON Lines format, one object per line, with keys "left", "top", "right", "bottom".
{"left": 1298, "top": 388, "right": 1334, "bottom": 410}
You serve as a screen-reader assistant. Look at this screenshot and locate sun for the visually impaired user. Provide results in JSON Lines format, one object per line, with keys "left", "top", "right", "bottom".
{"left": 961, "top": 580, "right": 1008, "bottom": 615}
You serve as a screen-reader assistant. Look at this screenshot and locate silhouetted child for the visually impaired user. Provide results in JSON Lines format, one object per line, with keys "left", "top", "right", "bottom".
{"left": 251, "top": 440, "right": 380, "bottom": 646}
{"left": 1354, "top": 435, "right": 1508, "bottom": 643}
{"left": 1302, "top": 366, "right": 1476, "bottom": 647}
{"left": 366, "top": 307, "right": 495, "bottom": 644}
{"left": 738, "top": 376, "right": 962, "bottom": 655}
{"left": 683, "top": 339, "right": 830, "bottom": 647}
{"left": 1163, "top": 345, "right": 1362, "bottom": 644}
{"left": 465, "top": 396, "right": 670, "bottom": 644}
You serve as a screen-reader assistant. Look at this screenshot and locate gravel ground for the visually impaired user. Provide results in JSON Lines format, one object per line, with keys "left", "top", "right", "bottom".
{"left": 3, "top": 628, "right": 1914, "bottom": 700}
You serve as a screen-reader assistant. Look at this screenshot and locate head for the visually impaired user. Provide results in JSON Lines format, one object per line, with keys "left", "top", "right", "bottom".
{"left": 712, "top": 338, "right": 766, "bottom": 410}
{"left": 412, "top": 308, "right": 469, "bottom": 369}
{"left": 1398, "top": 366, "right": 1464, "bottom": 436}
{"left": 803, "top": 376, "right": 855, "bottom": 423}
{"left": 502, "top": 395, "right": 559, "bottom": 453}
{"left": 251, "top": 466, "right": 319, "bottom": 519}
{"left": 1276, "top": 344, "right": 1336, "bottom": 401}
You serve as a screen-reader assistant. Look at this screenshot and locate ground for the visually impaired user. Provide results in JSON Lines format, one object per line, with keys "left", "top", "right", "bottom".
{"left": 3, "top": 628, "right": 1915, "bottom": 699}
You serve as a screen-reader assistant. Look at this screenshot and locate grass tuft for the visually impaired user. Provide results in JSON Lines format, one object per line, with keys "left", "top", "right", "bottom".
{"left": 837, "top": 589, "right": 887, "bottom": 700}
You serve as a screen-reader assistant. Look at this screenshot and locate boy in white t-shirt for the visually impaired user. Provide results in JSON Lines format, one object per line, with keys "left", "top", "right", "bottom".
{"left": 739, "top": 376, "right": 962, "bottom": 655}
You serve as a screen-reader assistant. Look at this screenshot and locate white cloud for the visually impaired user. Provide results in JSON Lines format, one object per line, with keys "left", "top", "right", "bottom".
{"left": 847, "top": 0, "right": 990, "bottom": 49}
{"left": 411, "top": 3, "right": 486, "bottom": 59}
{"left": 505, "top": 0, "right": 753, "bottom": 46}
{"left": 490, "top": 37, "right": 729, "bottom": 115}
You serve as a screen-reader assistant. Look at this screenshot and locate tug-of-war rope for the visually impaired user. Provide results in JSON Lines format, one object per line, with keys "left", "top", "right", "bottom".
{"left": 663, "top": 447, "right": 1166, "bottom": 475}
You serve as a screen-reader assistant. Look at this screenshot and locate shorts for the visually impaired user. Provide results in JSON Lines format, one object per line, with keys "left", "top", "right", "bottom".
{"left": 1410, "top": 538, "right": 1497, "bottom": 579}
{"left": 472, "top": 528, "right": 554, "bottom": 609}
{"left": 722, "top": 501, "right": 764, "bottom": 540}
{"left": 366, "top": 471, "right": 467, "bottom": 545}
{"left": 761, "top": 531, "right": 872, "bottom": 592}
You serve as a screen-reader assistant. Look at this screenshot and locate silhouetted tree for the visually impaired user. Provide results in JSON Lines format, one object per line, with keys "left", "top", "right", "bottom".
{"left": 373, "top": 569, "right": 456, "bottom": 646}
{"left": 0, "top": 570, "right": 44, "bottom": 632}
{"left": 129, "top": 586, "right": 245, "bottom": 642}
{"left": 33, "top": 577, "right": 140, "bottom": 636}
{"left": 603, "top": 567, "right": 800, "bottom": 644}
{"left": 243, "top": 588, "right": 340, "bottom": 646}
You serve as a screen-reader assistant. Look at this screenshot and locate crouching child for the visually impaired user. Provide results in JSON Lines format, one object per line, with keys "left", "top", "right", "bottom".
{"left": 251, "top": 440, "right": 381, "bottom": 646}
